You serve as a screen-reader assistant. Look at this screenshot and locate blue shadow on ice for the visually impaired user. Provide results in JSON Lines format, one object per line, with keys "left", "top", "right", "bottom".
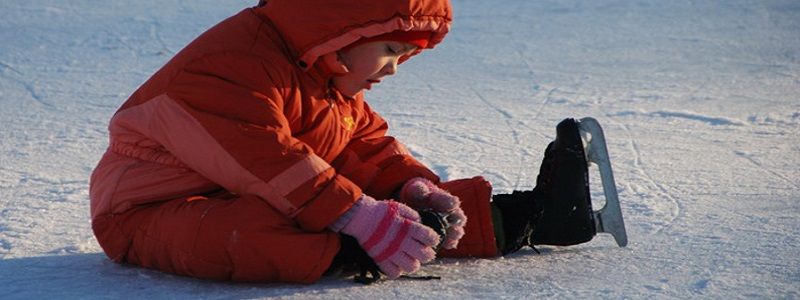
{"left": 0, "top": 253, "right": 357, "bottom": 299}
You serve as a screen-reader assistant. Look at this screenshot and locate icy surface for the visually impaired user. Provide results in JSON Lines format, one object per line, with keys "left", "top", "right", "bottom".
{"left": 1, "top": 0, "right": 798, "bottom": 298}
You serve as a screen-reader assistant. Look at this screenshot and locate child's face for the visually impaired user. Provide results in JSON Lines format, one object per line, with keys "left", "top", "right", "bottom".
{"left": 333, "top": 41, "right": 418, "bottom": 97}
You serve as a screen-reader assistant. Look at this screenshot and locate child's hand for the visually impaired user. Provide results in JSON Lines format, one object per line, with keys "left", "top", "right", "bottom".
{"left": 337, "top": 195, "right": 440, "bottom": 279}
{"left": 398, "top": 178, "right": 467, "bottom": 249}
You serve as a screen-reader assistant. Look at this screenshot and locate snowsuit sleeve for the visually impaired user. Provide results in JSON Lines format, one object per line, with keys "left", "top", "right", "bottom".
{"left": 331, "top": 101, "right": 439, "bottom": 200}
{"left": 114, "top": 52, "right": 361, "bottom": 232}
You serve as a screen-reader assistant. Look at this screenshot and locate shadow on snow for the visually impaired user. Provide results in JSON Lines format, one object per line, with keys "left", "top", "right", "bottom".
{"left": 0, "top": 253, "right": 359, "bottom": 299}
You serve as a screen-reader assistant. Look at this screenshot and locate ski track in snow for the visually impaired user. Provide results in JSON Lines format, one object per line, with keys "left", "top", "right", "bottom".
{"left": 733, "top": 149, "right": 800, "bottom": 190}
{"left": 0, "top": 65, "right": 54, "bottom": 109}
{"left": 467, "top": 85, "right": 532, "bottom": 189}
{"left": 2, "top": 0, "right": 800, "bottom": 299}
{"left": 611, "top": 109, "right": 747, "bottom": 126}
{"left": 610, "top": 119, "right": 682, "bottom": 235}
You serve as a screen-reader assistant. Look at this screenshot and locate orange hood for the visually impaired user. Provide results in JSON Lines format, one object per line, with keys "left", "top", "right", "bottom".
{"left": 255, "top": 0, "right": 452, "bottom": 70}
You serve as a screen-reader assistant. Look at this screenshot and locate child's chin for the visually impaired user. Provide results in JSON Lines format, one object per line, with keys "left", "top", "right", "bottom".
{"left": 342, "top": 90, "right": 359, "bottom": 98}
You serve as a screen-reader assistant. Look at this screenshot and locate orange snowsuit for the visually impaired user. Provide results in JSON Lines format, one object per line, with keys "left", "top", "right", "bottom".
{"left": 90, "top": 0, "right": 497, "bottom": 283}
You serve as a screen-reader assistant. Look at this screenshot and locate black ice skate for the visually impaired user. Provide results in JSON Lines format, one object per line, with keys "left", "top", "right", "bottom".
{"left": 491, "top": 117, "right": 627, "bottom": 254}
{"left": 531, "top": 117, "right": 627, "bottom": 247}
{"left": 418, "top": 209, "right": 452, "bottom": 251}
{"left": 491, "top": 189, "right": 543, "bottom": 254}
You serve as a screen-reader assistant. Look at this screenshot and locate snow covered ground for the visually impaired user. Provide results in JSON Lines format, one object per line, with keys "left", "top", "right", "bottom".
{"left": 1, "top": 0, "right": 799, "bottom": 298}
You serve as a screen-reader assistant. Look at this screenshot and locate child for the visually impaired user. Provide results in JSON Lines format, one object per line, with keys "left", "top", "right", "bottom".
{"left": 90, "top": 0, "right": 598, "bottom": 284}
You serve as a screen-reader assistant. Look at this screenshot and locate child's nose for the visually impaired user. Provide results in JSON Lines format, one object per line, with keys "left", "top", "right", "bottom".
{"left": 383, "top": 60, "right": 398, "bottom": 75}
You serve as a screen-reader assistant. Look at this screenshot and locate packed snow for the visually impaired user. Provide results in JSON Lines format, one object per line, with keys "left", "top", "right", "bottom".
{"left": 1, "top": 0, "right": 798, "bottom": 298}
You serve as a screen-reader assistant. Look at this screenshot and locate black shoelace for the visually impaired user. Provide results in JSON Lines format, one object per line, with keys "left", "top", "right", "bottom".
{"left": 353, "top": 267, "right": 442, "bottom": 284}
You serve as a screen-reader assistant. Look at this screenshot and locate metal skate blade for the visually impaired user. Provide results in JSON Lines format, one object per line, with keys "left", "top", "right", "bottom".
{"left": 579, "top": 117, "right": 628, "bottom": 247}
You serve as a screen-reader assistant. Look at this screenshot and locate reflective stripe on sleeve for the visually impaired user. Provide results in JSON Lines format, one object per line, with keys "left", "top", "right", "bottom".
{"left": 113, "top": 94, "right": 332, "bottom": 217}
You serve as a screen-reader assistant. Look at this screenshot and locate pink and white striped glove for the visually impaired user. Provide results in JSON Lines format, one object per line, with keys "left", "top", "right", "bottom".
{"left": 331, "top": 195, "right": 440, "bottom": 279}
{"left": 398, "top": 177, "right": 467, "bottom": 249}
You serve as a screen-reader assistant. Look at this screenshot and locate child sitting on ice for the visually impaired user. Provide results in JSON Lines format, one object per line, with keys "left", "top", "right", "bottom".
{"left": 90, "top": 0, "right": 599, "bottom": 283}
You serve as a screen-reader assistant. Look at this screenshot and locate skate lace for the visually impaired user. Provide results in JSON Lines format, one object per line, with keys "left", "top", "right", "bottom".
{"left": 525, "top": 209, "right": 545, "bottom": 254}
{"left": 353, "top": 267, "right": 442, "bottom": 284}
{"left": 505, "top": 218, "right": 542, "bottom": 255}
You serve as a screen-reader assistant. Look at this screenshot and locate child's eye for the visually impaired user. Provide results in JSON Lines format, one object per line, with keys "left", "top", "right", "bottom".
{"left": 386, "top": 46, "right": 398, "bottom": 55}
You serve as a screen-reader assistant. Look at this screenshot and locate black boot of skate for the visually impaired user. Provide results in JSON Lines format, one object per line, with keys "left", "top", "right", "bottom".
{"left": 491, "top": 190, "right": 544, "bottom": 255}
{"left": 529, "top": 118, "right": 597, "bottom": 246}
{"left": 490, "top": 119, "right": 596, "bottom": 253}
{"left": 493, "top": 118, "right": 628, "bottom": 253}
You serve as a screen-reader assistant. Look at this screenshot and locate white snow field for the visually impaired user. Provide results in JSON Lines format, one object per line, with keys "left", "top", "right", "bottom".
{"left": 1, "top": 0, "right": 799, "bottom": 298}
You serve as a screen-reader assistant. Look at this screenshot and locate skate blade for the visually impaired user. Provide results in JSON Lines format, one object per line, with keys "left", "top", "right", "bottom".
{"left": 578, "top": 117, "right": 628, "bottom": 247}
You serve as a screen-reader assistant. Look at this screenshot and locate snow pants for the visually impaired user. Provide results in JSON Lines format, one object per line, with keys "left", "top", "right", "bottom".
{"left": 92, "top": 177, "right": 498, "bottom": 283}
